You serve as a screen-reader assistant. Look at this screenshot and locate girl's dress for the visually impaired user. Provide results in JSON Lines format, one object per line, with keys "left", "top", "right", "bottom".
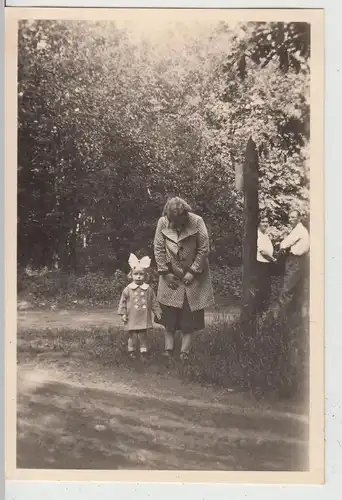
{"left": 118, "top": 282, "right": 161, "bottom": 354}
{"left": 118, "top": 282, "right": 161, "bottom": 330}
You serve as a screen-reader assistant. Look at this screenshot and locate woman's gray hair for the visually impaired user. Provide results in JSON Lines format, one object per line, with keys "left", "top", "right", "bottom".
{"left": 162, "top": 197, "right": 192, "bottom": 218}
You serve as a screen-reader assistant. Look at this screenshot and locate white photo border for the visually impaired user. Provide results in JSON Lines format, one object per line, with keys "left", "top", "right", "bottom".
{"left": 2, "top": 0, "right": 340, "bottom": 498}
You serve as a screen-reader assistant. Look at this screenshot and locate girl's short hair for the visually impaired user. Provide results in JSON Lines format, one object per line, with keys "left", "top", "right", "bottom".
{"left": 162, "top": 197, "right": 192, "bottom": 219}
{"left": 128, "top": 267, "right": 149, "bottom": 280}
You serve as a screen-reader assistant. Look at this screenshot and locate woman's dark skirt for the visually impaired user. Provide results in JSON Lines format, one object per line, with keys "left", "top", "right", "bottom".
{"left": 156, "top": 295, "right": 205, "bottom": 334}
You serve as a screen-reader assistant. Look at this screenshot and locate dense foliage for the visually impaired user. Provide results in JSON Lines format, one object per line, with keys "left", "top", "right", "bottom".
{"left": 18, "top": 20, "right": 310, "bottom": 274}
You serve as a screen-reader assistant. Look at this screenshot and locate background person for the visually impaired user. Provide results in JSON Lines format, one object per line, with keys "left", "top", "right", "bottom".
{"left": 255, "top": 215, "right": 276, "bottom": 314}
{"left": 274, "top": 209, "right": 310, "bottom": 318}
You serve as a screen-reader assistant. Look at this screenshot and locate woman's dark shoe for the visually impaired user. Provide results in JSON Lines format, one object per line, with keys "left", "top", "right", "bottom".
{"left": 140, "top": 351, "right": 149, "bottom": 362}
{"left": 180, "top": 352, "right": 189, "bottom": 362}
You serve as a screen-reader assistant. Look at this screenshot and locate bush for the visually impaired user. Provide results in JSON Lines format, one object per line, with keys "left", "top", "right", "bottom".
{"left": 18, "top": 266, "right": 243, "bottom": 308}
{"left": 18, "top": 269, "right": 130, "bottom": 307}
{"left": 17, "top": 264, "right": 293, "bottom": 310}
{"left": 211, "top": 265, "right": 242, "bottom": 303}
{"left": 211, "top": 264, "right": 285, "bottom": 306}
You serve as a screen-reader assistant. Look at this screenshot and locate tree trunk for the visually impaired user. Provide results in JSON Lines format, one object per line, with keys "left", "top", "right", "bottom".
{"left": 241, "top": 137, "right": 259, "bottom": 323}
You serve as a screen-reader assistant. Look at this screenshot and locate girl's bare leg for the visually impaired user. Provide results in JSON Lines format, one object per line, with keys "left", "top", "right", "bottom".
{"left": 128, "top": 333, "right": 138, "bottom": 357}
{"left": 138, "top": 331, "right": 148, "bottom": 353}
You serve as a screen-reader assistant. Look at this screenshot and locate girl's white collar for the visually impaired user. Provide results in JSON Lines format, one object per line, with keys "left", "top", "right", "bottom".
{"left": 128, "top": 282, "right": 149, "bottom": 290}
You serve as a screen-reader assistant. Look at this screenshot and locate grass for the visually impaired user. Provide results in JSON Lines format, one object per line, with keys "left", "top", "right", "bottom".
{"left": 17, "top": 309, "right": 309, "bottom": 405}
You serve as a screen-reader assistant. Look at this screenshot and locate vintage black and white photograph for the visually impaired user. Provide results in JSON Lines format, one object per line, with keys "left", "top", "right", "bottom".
{"left": 6, "top": 8, "right": 324, "bottom": 479}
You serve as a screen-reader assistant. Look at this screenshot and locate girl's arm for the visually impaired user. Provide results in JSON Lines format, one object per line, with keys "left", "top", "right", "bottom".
{"left": 118, "top": 288, "right": 128, "bottom": 316}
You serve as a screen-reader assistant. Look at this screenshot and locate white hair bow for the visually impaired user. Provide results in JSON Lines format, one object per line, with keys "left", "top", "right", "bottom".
{"left": 128, "top": 253, "right": 151, "bottom": 270}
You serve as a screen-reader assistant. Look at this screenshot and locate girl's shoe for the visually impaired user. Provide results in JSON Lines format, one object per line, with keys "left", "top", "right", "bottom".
{"left": 128, "top": 352, "right": 137, "bottom": 359}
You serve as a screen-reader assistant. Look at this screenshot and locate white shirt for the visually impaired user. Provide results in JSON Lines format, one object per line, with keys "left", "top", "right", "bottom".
{"left": 280, "top": 222, "right": 310, "bottom": 256}
{"left": 257, "top": 229, "right": 274, "bottom": 263}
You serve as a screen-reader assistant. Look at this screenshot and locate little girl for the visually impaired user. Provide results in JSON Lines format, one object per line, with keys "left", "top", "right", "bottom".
{"left": 118, "top": 254, "right": 161, "bottom": 359}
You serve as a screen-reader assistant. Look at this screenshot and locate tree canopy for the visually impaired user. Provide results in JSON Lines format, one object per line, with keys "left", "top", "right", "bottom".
{"left": 18, "top": 20, "right": 310, "bottom": 274}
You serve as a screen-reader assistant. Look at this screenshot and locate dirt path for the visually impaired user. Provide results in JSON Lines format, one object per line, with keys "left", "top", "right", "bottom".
{"left": 17, "top": 355, "right": 308, "bottom": 471}
{"left": 17, "top": 306, "right": 309, "bottom": 471}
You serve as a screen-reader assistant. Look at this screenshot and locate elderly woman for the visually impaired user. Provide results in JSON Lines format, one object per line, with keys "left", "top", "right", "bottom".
{"left": 153, "top": 197, "right": 214, "bottom": 361}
